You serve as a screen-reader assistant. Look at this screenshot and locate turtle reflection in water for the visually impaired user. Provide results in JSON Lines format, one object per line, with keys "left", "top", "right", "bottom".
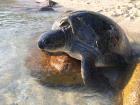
{"left": 38, "top": 11, "right": 132, "bottom": 87}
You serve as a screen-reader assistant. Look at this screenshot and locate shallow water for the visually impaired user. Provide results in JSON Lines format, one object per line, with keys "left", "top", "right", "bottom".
{"left": 0, "top": 0, "right": 128, "bottom": 105}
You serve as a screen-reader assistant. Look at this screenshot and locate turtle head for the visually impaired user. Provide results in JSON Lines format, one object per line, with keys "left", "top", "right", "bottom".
{"left": 38, "top": 29, "right": 66, "bottom": 52}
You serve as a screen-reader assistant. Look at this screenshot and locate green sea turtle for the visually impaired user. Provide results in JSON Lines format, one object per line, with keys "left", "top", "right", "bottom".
{"left": 38, "top": 11, "right": 132, "bottom": 86}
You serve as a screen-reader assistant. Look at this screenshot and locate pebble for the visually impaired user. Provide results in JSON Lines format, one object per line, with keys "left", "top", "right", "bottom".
{"left": 130, "top": 16, "right": 135, "bottom": 20}
{"left": 124, "top": 14, "right": 130, "bottom": 18}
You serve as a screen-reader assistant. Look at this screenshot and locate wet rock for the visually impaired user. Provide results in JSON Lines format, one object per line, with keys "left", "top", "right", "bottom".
{"left": 25, "top": 37, "right": 82, "bottom": 85}
{"left": 39, "top": 6, "right": 54, "bottom": 11}
{"left": 122, "top": 63, "right": 140, "bottom": 105}
{"left": 36, "top": 0, "right": 57, "bottom": 6}
{"left": 48, "top": 0, "right": 57, "bottom": 7}
{"left": 37, "top": 0, "right": 57, "bottom": 11}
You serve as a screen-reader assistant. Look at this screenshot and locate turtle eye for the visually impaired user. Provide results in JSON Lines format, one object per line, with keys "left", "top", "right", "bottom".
{"left": 60, "top": 19, "right": 69, "bottom": 28}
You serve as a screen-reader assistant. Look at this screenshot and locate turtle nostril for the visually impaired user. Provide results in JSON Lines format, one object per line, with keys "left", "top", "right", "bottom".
{"left": 38, "top": 40, "right": 44, "bottom": 49}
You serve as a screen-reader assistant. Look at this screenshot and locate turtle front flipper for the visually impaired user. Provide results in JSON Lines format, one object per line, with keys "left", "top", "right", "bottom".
{"left": 81, "top": 54, "right": 96, "bottom": 86}
{"left": 81, "top": 56, "right": 112, "bottom": 89}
